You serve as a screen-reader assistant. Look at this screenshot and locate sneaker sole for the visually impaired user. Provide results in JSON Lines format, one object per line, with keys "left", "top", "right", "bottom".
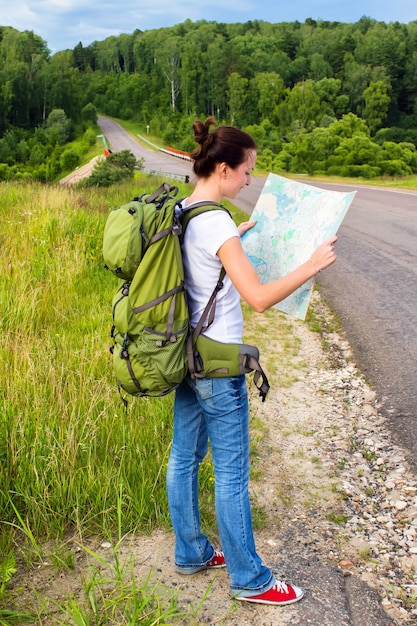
{"left": 175, "top": 563, "right": 226, "bottom": 575}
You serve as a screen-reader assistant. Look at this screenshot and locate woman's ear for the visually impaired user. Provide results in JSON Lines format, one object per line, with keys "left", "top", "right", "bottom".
{"left": 217, "top": 162, "right": 228, "bottom": 178}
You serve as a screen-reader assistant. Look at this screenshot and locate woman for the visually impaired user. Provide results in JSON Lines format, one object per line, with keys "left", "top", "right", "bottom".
{"left": 166, "top": 117, "right": 337, "bottom": 605}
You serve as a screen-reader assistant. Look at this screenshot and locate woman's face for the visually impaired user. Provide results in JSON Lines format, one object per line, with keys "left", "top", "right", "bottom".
{"left": 223, "top": 149, "right": 257, "bottom": 199}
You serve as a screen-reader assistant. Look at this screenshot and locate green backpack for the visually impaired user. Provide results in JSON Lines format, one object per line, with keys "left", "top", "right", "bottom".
{"left": 103, "top": 182, "right": 269, "bottom": 402}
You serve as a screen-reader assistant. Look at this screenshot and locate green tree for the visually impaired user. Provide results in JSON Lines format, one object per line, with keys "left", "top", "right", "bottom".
{"left": 95, "top": 36, "right": 122, "bottom": 73}
{"left": 307, "top": 126, "right": 341, "bottom": 172}
{"left": 0, "top": 27, "right": 49, "bottom": 128}
{"left": 245, "top": 118, "right": 282, "bottom": 153}
{"left": 354, "top": 22, "right": 407, "bottom": 101}
{"left": 401, "top": 22, "right": 417, "bottom": 113}
{"left": 342, "top": 54, "right": 373, "bottom": 113}
{"left": 363, "top": 80, "right": 391, "bottom": 134}
{"left": 227, "top": 72, "right": 248, "bottom": 125}
{"left": 252, "top": 72, "right": 285, "bottom": 120}
{"left": 205, "top": 36, "right": 232, "bottom": 119}
{"left": 313, "top": 78, "right": 342, "bottom": 116}
{"left": 285, "top": 80, "right": 322, "bottom": 132}
{"left": 328, "top": 112, "right": 369, "bottom": 138}
{"left": 0, "top": 80, "right": 14, "bottom": 133}
{"left": 29, "top": 143, "right": 47, "bottom": 166}
{"left": 118, "top": 33, "right": 136, "bottom": 73}
{"left": 46, "top": 109, "right": 71, "bottom": 144}
{"left": 15, "top": 139, "right": 30, "bottom": 163}
{"left": 376, "top": 140, "right": 417, "bottom": 175}
{"left": 46, "top": 51, "right": 83, "bottom": 122}
{"left": 309, "top": 53, "right": 332, "bottom": 80}
{"left": 160, "top": 38, "right": 182, "bottom": 112}
{"left": 81, "top": 103, "right": 97, "bottom": 124}
{"left": 180, "top": 40, "right": 201, "bottom": 115}
{"left": 298, "top": 20, "right": 354, "bottom": 74}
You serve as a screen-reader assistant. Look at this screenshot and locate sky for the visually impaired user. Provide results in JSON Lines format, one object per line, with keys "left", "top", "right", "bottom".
{"left": 2, "top": 0, "right": 417, "bottom": 53}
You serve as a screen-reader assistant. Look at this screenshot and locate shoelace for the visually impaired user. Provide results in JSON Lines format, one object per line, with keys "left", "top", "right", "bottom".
{"left": 273, "top": 580, "right": 290, "bottom": 594}
{"left": 210, "top": 549, "right": 224, "bottom": 564}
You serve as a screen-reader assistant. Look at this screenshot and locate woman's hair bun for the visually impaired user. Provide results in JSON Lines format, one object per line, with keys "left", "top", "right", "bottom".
{"left": 193, "top": 117, "right": 217, "bottom": 146}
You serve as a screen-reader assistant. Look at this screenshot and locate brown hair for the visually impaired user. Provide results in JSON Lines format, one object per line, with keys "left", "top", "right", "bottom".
{"left": 190, "top": 117, "right": 256, "bottom": 178}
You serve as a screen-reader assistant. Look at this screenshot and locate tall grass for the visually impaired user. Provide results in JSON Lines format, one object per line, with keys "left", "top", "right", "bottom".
{"left": 0, "top": 178, "right": 200, "bottom": 546}
{"left": 0, "top": 177, "right": 299, "bottom": 620}
{"left": 0, "top": 176, "right": 298, "bottom": 550}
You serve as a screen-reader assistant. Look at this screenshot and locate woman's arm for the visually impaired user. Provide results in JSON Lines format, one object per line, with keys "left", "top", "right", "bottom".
{"left": 218, "top": 234, "right": 337, "bottom": 313}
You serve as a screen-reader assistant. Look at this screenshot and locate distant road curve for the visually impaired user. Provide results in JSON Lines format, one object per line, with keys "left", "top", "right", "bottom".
{"left": 97, "top": 116, "right": 417, "bottom": 467}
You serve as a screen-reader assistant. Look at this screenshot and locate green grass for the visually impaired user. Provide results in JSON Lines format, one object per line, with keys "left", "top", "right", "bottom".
{"left": 1, "top": 176, "right": 234, "bottom": 538}
{"left": 0, "top": 180, "right": 175, "bottom": 540}
{"left": 55, "top": 543, "right": 186, "bottom": 625}
{"left": 281, "top": 170, "right": 417, "bottom": 191}
{"left": 0, "top": 176, "right": 266, "bottom": 621}
{"left": 0, "top": 179, "right": 180, "bottom": 615}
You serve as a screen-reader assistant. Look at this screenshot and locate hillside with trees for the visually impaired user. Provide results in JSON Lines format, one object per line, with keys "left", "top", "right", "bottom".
{"left": 1, "top": 17, "right": 417, "bottom": 181}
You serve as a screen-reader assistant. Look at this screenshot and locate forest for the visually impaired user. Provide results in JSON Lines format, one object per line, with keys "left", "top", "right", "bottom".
{"left": 1, "top": 17, "right": 417, "bottom": 181}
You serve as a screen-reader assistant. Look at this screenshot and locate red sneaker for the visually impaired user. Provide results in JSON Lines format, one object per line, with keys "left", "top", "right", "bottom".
{"left": 206, "top": 549, "right": 226, "bottom": 569}
{"left": 175, "top": 550, "right": 226, "bottom": 574}
{"left": 236, "top": 580, "right": 304, "bottom": 605}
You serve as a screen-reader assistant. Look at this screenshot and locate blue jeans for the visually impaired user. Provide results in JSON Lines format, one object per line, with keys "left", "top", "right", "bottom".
{"left": 166, "top": 374, "right": 274, "bottom": 596}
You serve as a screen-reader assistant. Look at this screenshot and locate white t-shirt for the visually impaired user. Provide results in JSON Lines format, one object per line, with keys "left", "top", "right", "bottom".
{"left": 182, "top": 207, "right": 243, "bottom": 343}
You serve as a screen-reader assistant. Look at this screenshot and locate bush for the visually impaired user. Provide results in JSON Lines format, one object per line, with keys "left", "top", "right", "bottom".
{"left": 79, "top": 150, "right": 142, "bottom": 187}
{"left": 81, "top": 103, "right": 98, "bottom": 124}
{"left": 0, "top": 163, "right": 10, "bottom": 181}
{"left": 377, "top": 159, "right": 411, "bottom": 176}
{"left": 60, "top": 148, "right": 80, "bottom": 172}
{"left": 106, "top": 150, "right": 140, "bottom": 171}
{"left": 338, "top": 164, "right": 381, "bottom": 178}
{"left": 83, "top": 127, "right": 97, "bottom": 147}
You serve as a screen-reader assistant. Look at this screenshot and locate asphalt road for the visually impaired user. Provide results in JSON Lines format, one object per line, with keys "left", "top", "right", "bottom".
{"left": 98, "top": 116, "right": 417, "bottom": 466}
{"left": 314, "top": 183, "right": 417, "bottom": 467}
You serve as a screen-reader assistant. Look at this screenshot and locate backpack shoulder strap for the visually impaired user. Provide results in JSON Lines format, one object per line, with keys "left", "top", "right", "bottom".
{"left": 179, "top": 199, "right": 232, "bottom": 334}
{"left": 178, "top": 200, "right": 232, "bottom": 236}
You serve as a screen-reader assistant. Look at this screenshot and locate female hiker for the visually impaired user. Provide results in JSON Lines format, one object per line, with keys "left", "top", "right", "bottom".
{"left": 166, "top": 117, "right": 337, "bottom": 605}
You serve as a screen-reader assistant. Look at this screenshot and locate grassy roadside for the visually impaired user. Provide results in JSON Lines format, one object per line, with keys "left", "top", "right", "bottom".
{"left": 1, "top": 176, "right": 297, "bottom": 622}
{"left": 0, "top": 179, "right": 180, "bottom": 622}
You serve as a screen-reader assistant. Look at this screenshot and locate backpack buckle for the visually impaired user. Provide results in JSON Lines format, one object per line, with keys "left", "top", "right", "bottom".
{"left": 172, "top": 214, "right": 182, "bottom": 237}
